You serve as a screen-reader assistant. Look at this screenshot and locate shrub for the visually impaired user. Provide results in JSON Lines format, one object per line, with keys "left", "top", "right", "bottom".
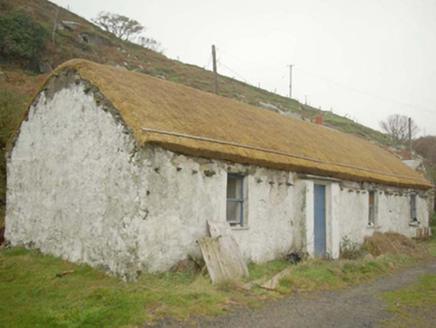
{"left": 0, "top": 88, "right": 26, "bottom": 227}
{"left": 0, "top": 12, "right": 47, "bottom": 67}
{"left": 340, "top": 235, "right": 363, "bottom": 260}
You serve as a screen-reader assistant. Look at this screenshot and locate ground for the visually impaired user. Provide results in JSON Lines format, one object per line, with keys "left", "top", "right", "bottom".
{"left": 159, "top": 261, "right": 436, "bottom": 327}
{"left": 1, "top": 231, "right": 435, "bottom": 327}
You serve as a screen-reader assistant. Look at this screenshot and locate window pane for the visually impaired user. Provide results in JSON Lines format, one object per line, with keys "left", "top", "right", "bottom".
{"left": 369, "top": 191, "right": 375, "bottom": 206}
{"left": 368, "top": 191, "right": 375, "bottom": 224}
{"left": 227, "top": 176, "right": 242, "bottom": 199}
{"left": 369, "top": 206, "right": 375, "bottom": 224}
{"left": 226, "top": 201, "right": 241, "bottom": 223}
{"left": 411, "top": 195, "right": 417, "bottom": 219}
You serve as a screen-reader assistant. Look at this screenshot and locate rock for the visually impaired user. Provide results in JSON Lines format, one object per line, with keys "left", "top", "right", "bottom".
{"left": 155, "top": 74, "right": 166, "bottom": 80}
{"left": 55, "top": 23, "right": 64, "bottom": 31}
{"left": 284, "top": 111, "right": 304, "bottom": 120}
{"left": 38, "top": 62, "right": 53, "bottom": 74}
{"left": 79, "top": 33, "right": 111, "bottom": 46}
{"left": 259, "top": 102, "right": 279, "bottom": 113}
{"left": 114, "top": 65, "right": 127, "bottom": 71}
{"left": 62, "top": 20, "right": 81, "bottom": 31}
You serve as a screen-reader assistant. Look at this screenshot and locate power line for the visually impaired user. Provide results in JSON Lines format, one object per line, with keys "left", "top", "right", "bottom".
{"left": 217, "top": 59, "right": 252, "bottom": 85}
{"left": 295, "top": 67, "right": 435, "bottom": 115}
{"left": 205, "top": 53, "right": 212, "bottom": 69}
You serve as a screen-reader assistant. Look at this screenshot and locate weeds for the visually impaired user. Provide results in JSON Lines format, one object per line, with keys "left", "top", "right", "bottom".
{"left": 340, "top": 235, "right": 364, "bottom": 260}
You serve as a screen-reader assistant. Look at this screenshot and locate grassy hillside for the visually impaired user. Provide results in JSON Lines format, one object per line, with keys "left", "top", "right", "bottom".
{"left": 0, "top": 0, "right": 391, "bottom": 227}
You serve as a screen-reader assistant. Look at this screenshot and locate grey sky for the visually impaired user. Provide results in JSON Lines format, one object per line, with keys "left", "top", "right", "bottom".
{"left": 51, "top": 0, "right": 436, "bottom": 136}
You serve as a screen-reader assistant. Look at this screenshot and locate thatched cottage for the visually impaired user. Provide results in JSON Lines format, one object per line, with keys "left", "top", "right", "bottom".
{"left": 5, "top": 60, "right": 433, "bottom": 279}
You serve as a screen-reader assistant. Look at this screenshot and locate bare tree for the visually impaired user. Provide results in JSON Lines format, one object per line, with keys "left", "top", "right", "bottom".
{"left": 92, "top": 12, "right": 144, "bottom": 41}
{"left": 137, "top": 36, "right": 163, "bottom": 53}
{"left": 379, "top": 114, "right": 419, "bottom": 146}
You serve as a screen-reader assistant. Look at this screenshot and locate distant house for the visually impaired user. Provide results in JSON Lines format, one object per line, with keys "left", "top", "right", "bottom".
{"left": 5, "top": 60, "right": 433, "bottom": 279}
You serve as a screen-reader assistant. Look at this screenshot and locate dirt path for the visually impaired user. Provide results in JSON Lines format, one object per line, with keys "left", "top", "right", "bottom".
{"left": 156, "top": 261, "right": 436, "bottom": 328}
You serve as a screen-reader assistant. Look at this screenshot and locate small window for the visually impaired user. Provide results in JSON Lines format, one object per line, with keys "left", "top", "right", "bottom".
{"left": 410, "top": 194, "right": 418, "bottom": 222}
{"left": 226, "top": 174, "right": 244, "bottom": 226}
{"left": 368, "top": 190, "right": 376, "bottom": 226}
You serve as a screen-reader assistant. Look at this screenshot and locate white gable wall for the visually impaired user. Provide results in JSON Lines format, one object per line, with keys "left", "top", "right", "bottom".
{"left": 6, "top": 84, "right": 147, "bottom": 277}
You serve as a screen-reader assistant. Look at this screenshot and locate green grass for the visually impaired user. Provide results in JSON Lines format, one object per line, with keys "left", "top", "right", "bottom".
{"left": 381, "top": 274, "right": 436, "bottom": 327}
{"left": 1, "top": 238, "right": 435, "bottom": 327}
{"left": 277, "top": 254, "right": 415, "bottom": 294}
{"left": 0, "top": 248, "right": 257, "bottom": 327}
{"left": 245, "top": 259, "right": 289, "bottom": 281}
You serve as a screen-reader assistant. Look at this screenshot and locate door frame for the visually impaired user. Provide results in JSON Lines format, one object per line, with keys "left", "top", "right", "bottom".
{"left": 314, "top": 184, "right": 327, "bottom": 257}
{"left": 300, "top": 178, "right": 340, "bottom": 259}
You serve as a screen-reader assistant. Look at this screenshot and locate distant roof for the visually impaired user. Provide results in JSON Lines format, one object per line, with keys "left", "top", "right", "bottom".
{"left": 25, "top": 60, "right": 433, "bottom": 190}
{"left": 403, "top": 159, "right": 423, "bottom": 171}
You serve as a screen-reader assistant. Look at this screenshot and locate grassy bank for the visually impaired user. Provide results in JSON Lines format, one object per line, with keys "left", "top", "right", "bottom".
{"left": 381, "top": 274, "right": 436, "bottom": 327}
{"left": 1, "top": 235, "right": 435, "bottom": 327}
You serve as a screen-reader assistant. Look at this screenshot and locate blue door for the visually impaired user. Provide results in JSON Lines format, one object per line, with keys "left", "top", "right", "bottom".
{"left": 314, "top": 184, "right": 326, "bottom": 257}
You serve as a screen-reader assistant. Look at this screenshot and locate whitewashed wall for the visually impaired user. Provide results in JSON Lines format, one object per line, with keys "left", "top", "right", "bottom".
{"left": 337, "top": 183, "right": 429, "bottom": 245}
{"left": 6, "top": 80, "right": 431, "bottom": 279}
{"left": 6, "top": 82, "right": 298, "bottom": 279}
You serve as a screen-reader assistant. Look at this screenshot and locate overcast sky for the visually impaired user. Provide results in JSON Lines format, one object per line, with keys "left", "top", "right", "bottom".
{"left": 51, "top": 0, "right": 436, "bottom": 136}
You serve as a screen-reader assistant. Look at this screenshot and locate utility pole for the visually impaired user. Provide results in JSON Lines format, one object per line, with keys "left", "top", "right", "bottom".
{"left": 288, "top": 64, "right": 294, "bottom": 99}
{"left": 212, "top": 45, "right": 218, "bottom": 94}
{"left": 408, "top": 117, "right": 412, "bottom": 159}
{"left": 304, "top": 95, "right": 308, "bottom": 105}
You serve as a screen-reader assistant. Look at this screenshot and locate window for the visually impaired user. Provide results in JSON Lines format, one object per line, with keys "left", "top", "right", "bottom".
{"left": 368, "top": 190, "right": 376, "bottom": 226}
{"left": 410, "top": 194, "right": 418, "bottom": 223}
{"left": 226, "top": 174, "right": 244, "bottom": 226}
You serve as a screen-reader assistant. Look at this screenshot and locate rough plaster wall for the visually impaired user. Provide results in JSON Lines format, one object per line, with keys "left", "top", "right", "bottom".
{"left": 142, "top": 152, "right": 296, "bottom": 266}
{"left": 6, "top": 82, "right": 297, "bottom": 277}
{"left": 338, "top": 184, "right": 430, "bottom": 245}
{"left": 137, "top": 149, "right": 296, "bottom": 269}
{"left": 6, "top": 84, "right": 145, "bottom": 278}
{"left": 232, "top": 170, "right": 295, "bottom": 263}
{"left": 291, "top": 179, "right": 308, "bottom": 252}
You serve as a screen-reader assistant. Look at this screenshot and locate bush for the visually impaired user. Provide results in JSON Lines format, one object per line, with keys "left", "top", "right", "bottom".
{"left": 340, "top": 235, "right": 364, "bottom": 260}
{"left": 0, "top": 12, "right": 47, "bottom": 67}
{"left": 0, "top": 88, "right": 26, "bottom": 227}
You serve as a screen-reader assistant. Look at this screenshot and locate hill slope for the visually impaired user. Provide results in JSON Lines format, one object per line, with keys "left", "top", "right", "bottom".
{"left": 0, "top": 0, "right": 391, "bottom": 225}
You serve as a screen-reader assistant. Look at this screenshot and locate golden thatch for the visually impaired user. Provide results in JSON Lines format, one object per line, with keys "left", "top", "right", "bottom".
{"left": 23, "top": 59, "right": 433, "bottom": 189}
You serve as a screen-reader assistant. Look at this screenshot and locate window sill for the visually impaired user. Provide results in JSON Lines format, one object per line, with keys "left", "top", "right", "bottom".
{"left": 366, "top": 225, "right": 376, "bottom": 229}
{"left": 409, "top": 222, "right": 420, "bottom": 227}
{"left": 231, "top": 225, "right": 249, "bottom": 231}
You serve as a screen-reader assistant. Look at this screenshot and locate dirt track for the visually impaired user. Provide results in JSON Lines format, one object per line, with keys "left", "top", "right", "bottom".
{"left": 155, "top": 261, "right": 436, "bottom": 328}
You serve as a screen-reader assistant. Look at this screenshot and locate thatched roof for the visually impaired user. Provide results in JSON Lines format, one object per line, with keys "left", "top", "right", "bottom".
{"left": 24, "top": 60, "right": 433, "bottom": 189}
